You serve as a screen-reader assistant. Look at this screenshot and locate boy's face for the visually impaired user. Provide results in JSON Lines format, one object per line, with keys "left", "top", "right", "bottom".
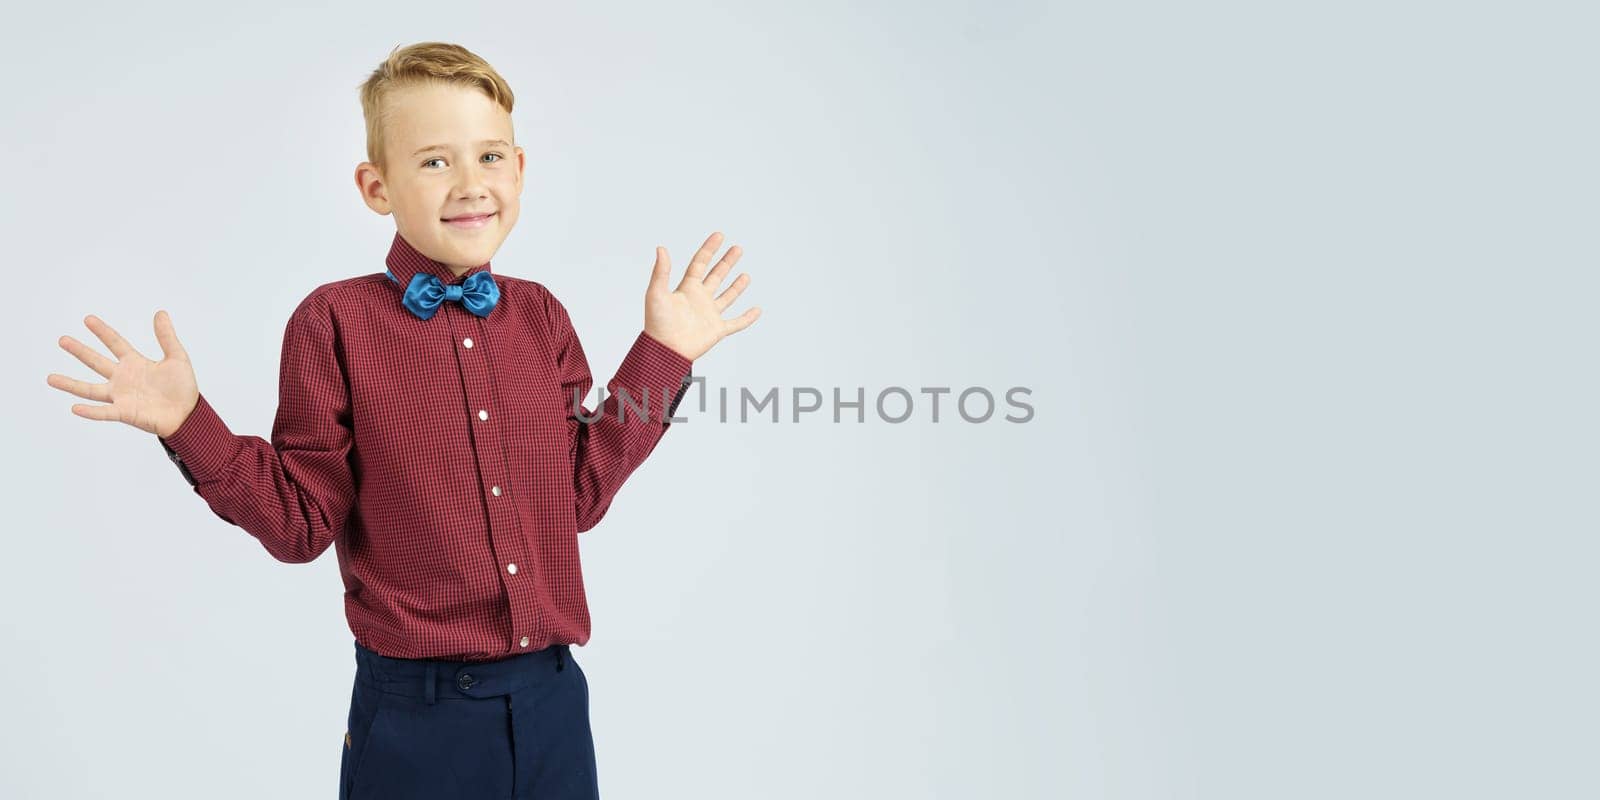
{"left": 356, "top": 82, "right": 525, "bottom": 276}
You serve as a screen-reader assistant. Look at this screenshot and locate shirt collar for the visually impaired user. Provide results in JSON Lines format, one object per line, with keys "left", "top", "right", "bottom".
{"left": 384, "top": 230, "right": 494, "bottom": 290}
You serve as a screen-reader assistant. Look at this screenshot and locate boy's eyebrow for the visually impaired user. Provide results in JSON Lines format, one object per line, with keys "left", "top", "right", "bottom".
{"left": 411, "top": 139, "right": 513, "bottom": 156}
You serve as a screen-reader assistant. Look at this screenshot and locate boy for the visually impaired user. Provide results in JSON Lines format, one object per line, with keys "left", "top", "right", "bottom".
{"left": 45, "top": 41, "right": 759, "bottom": 799}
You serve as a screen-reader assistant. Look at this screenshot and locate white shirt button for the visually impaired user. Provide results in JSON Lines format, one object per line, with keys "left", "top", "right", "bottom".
{"left": 463, "top": 337, "right": 473, "bottom": 348}
{"left": 478, "top": 409, "right": 488, "bottom": 421}
{"left": 519, "top": 636, "right": 530, "bottom": 648}
{"left": 491, "top": 485, "right": 501, "bottom": 496}
{"left": 507, "top": 563, "right": 517, "bottom": 574}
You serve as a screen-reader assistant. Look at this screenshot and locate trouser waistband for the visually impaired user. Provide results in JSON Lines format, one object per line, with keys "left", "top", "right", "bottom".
{"left": 352, "top": 639, "right": 571, "bottom": 705}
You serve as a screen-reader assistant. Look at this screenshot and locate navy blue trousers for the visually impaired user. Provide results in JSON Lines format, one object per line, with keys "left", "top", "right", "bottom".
{"left": 340, "top": 639, "right": 600, "bottom": 800}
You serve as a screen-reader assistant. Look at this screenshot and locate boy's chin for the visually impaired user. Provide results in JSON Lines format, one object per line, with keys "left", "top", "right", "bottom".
{"left": 406, "top": 226, "right": 506, "bottom": 266}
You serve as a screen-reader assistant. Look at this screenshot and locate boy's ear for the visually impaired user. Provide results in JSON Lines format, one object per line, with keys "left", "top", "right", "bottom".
{"left": 515, "top": 146, "right": 526, "bottom": 188}
{"left": 354, "top": 161, "right": 392, "bottom": 215}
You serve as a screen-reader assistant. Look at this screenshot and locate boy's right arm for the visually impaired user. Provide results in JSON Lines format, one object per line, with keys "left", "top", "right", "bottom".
{"left": 157, "top": 299, "right": 357, "bottom": 564}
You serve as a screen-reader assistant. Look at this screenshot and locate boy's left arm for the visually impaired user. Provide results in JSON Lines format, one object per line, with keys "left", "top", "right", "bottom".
{"left": 550, "top": 231, "right": 760, "bottom": 532}
{"left": 545, "top": 294, "right": 693, "bottom": 531}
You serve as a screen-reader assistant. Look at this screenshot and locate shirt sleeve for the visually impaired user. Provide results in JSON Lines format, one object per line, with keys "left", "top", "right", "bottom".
{"left": 155, "top": 296, "right": 357, "bottom": 563}
{"left": 541, "top": 288, "right": 694, "bottom": 532}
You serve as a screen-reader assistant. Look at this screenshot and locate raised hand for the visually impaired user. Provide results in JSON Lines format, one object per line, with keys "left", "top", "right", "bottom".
{"left": 46, "top": 311, "right": 200, "bottom": 438}
{"left": 644, "top": 231, "right": 761, "bottom": 362}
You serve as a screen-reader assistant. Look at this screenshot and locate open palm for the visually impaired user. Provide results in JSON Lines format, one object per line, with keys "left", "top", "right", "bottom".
{"left": 644, "top": 231, "right": 761, "bottom": 362}
{"left": 46, "top": 311, "right": 199, "bottom": 438}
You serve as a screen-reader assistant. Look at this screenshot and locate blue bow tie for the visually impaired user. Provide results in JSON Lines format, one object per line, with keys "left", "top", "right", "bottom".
{"left": 386, "top": 268, "right": 500, "bottom": 320}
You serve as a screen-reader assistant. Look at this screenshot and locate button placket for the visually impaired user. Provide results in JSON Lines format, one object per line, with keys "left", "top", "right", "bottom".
{"left": 445, "top": 302, "right": 537, "bottom": 655}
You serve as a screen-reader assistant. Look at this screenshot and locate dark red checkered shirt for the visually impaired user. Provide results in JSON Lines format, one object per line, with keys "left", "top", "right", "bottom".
{"left": 157, "top": 231, "right": 694, "bottom": 662}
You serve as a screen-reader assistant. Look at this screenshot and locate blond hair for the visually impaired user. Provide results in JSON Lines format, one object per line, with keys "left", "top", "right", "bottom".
{"left": 358, "top": 42, "right": 515, "bottom": 174}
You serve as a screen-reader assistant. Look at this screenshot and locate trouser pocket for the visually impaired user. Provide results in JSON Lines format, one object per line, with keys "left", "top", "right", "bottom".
{"left": 340, "top": 678, "right": 385, "bottom": 800}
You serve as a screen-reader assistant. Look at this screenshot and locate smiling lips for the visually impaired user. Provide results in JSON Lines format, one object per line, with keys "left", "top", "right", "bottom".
{"left": 443, "top": 211, "right": 496, "bottom": 229}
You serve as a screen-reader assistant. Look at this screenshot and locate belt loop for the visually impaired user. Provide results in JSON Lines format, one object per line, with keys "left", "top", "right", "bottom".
{"left": 556, "top": 645, "right": 565, "bottom": 672}
{"left": 424, "top": 662, "right": 437, "bottom": 705}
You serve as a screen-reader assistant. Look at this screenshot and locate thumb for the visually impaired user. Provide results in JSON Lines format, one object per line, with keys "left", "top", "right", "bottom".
{"left": 154, "top": 309, "right": 188, "bottom": 361}
{"left": 648, "top": 246, "right": 671, "bottom": 294}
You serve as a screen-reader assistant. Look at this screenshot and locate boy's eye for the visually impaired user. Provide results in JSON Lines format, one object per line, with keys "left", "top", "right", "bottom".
{"left": 421, "top": 153, "right": 504, "bottom": 169}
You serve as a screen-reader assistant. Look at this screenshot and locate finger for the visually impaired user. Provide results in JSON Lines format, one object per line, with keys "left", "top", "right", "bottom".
{"left": 649, "top": 246, "right": 672, "bottom": 294}
{"left": 46, "top": 373, "right": 111, "bottom": 403}
{"left": 70, "top": 402, "right": 120, "bottom": 422}
{"left": 682, "top": 231, "right": 724, "bottom": 281}
{"left": 153, "top": 309, "right": 188, "bottom": 361}
{"left": 59, "top": 334, "right": 117, "bottom": 378}
{"left": 713, "top": 273, "right": 750, "bottom": 312}
{"left": 701, "top": 244, "right": 742, "bottom": 290}
{"left": 84, "top": 315, "right": 137, "bottom": 361}
{"left": 721, "top": 305, "right": 762, "bottom": 336}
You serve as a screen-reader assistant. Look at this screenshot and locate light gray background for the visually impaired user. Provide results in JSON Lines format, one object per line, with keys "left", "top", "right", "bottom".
{"left": 3, "top": 1, "right": 1594, "bottom": 798}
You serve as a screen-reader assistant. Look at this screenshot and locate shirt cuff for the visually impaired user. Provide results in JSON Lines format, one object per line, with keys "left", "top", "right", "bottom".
{"left": 609, "top": 331, "right": 694, "bottom": 425}
{"left": 157, "top": 393, "right": 240, "bottom": 485}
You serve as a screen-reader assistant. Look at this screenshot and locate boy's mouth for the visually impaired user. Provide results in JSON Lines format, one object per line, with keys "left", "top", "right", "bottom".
{"left": 442, "top": 211, "right": 497, "bottom": 229}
